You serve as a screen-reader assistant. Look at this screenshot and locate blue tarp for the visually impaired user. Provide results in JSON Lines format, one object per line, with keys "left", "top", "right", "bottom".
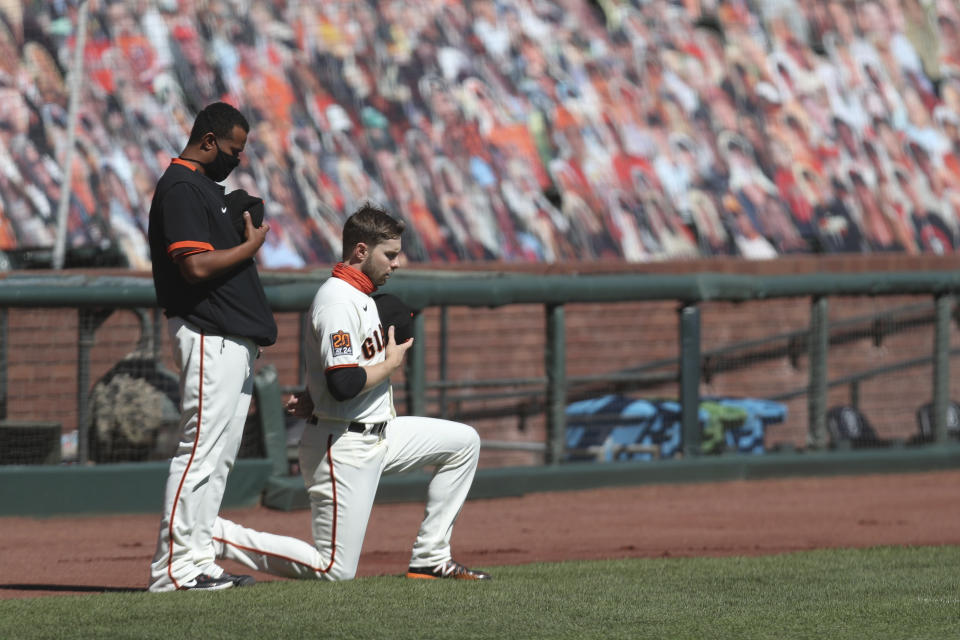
{"left": 565, "top": 395, "right": 787, "bottom": 461}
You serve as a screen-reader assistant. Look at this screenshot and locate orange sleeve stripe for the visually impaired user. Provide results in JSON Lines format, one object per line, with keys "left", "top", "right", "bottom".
{"left": 172, "top": 249, "right": 208, "bottom": 262}
{"left": 167, "top": 241, "right": 214, "bottom": 256}
{"left": 325, "top": 364, "right": 359, "bottom": 373}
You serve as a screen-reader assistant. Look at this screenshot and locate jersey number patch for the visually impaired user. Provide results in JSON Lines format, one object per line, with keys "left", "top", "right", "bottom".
{"left": 330, "top": 330, "right": 353, "bottom": 356}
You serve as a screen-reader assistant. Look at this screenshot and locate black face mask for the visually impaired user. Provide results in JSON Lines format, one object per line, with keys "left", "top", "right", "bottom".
{"left": 203, "top": 139, "right": 240, "bottom": 182}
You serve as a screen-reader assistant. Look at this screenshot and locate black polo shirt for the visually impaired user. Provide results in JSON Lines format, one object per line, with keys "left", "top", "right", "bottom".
{"left": 148, "top": 159, "right": 277, "bottom": 346}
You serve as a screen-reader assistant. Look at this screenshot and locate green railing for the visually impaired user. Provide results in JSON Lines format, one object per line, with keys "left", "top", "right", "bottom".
{"left": 1, "top": 270, "right": 959, "bottom": 464}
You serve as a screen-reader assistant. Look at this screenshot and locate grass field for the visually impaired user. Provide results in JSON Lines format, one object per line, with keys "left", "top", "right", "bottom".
{"left": 1, "top": 545, "right": 957, "bottom": 639}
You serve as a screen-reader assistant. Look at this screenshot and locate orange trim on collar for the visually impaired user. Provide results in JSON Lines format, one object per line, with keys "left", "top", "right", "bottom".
{"left": 171, "top": 158, "right": 199, "bottom": 171}
{"left": 332, "top": 263, "right": 375, "bottom": 294}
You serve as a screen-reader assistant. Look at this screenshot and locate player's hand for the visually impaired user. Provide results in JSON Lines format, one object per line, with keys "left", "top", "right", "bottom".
{"left": 384, "top": 325, "right": 413, "bottom": 368}
{"left": 284, "top": 389, "right": 314, "bottom": 418}
{"left": 243, "top": 211, "right": 270, "bottom": 249}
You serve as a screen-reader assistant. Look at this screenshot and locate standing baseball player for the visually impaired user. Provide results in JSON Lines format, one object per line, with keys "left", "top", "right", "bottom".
{"left": 210, "top": 203, "right": 490, "bottom": 581}
{"left": 147, "top": 102, "right": 277, "bottom": 592}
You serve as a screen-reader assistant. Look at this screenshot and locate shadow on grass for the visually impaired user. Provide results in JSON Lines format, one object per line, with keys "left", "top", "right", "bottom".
{"left": 0, "top": 584, "right": 144, "bottom": 593}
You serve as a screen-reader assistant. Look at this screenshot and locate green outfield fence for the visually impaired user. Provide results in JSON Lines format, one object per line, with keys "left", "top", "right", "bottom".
{"left": 4, "top": 269, "right": 960, "bottom": 456}
{"left": 2, "top": 269, "right": 960, "bottom": 515}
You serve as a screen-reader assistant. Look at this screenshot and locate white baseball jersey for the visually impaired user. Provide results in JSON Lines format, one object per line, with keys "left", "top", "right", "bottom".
{"left": 305, "top": 275, "right": 394, "bottom": 425}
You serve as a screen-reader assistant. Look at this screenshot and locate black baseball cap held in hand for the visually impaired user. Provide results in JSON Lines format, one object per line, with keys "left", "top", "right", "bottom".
{"left": 374, "top": 293, "right": 415, "bottom": 343}
{"left": 224, "top": 189, "right": 264, "bottom": 238}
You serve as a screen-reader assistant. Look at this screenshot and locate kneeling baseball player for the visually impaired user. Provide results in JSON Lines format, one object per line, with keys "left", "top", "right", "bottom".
{"left": 211, "top": 203, "right": 490, "bottom": 581}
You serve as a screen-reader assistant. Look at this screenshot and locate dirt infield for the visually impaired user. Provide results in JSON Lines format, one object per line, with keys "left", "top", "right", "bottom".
{"left": 2, "top": 470, "right": 959, "bottom": 599}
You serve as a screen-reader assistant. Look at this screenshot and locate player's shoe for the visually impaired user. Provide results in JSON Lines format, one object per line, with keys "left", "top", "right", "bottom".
{"left": 222, "top": 571, "right": 256, "bottom": 587}
{"left": 406, "top": 560, "right": 491, "bottom": 580}
{"left": 178, "top": 573, "right": 234, "bottom": 591}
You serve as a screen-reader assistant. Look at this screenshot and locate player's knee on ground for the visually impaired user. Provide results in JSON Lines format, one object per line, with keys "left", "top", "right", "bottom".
{"left": 313, "top": 555, "right": 358, "bottom": 581}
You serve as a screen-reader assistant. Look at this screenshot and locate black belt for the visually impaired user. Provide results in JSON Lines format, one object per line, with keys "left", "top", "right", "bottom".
{"left": 348, "top": 421, "right": 387, "bottom": 435}
{"left": 307, "top": 416, "right": 387, "bottom": 435}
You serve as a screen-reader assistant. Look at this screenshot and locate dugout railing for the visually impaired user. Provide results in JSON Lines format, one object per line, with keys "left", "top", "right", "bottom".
{"left": 2, "top": 269, "right": 960, "bottom": 466}
{"left": 394, "top": 300, "right": 943, "bottom": 435}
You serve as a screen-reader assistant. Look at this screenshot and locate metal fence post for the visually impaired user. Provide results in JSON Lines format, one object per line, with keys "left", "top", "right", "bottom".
{"left": 52, "top": 0, "right": 89, "bottom": 270}
{"left": 933, "top": 294, "right": 953, "bottom": 444}
{"left": 76, "top": 308, "right": 113, "bottom": 464}
{"left": 807, "top": 296, "right": 829, "bottom": 450}
{"left": 0, "top": 308, "right": 7, "bottom": 420}
{"left": 545, "top": 303, "right": 566, "bottom": 465}
{"left": 439, "top": 306, "right": 448, "bottom": 419}
{"left": 298, "top": 311, "right": 310, "bottom": 389}
{"left": 679, "top": 304, "right": 701, "bottom": 457}
{"left": 77, "top": 311, "right": 92, "bottom": 464}
{"left": 407, "top": 311, "right": 426, "bottom": 417}
{"left": 152, "top": 308, "right": 163, "bottom": 362}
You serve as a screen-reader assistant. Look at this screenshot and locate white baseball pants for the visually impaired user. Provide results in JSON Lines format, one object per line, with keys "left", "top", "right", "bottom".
{"left": 212, "top": 416, "right": 481, "bottom": 581}
{"left": 148, "top": 318, "right": 256, "bottom": 592}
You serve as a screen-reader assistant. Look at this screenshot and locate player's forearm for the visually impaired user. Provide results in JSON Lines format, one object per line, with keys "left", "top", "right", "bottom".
{"left": 360, "top": 358, "right": 402, "bottom": 392}
{"left": 178, "top": 242, "right": 260, "bottom": 283}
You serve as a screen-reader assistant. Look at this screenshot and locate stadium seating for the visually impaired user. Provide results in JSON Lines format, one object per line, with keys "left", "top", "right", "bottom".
{"left": 825, "top": 404, "right": 891, "bottom": 448}
{"left": 1, "top": 1, "right": 960, "bottom": 267}
{"left": 912, "top": 400, "right": 960, "bottom": 444}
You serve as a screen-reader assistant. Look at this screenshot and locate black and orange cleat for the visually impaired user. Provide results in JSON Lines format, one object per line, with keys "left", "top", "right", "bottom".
{"left": 406, "top": 560, "right": 491, "bottom": 580}
{"left": 221, "top": 571, "right": 256, "bottom": 587}
{"left": 178, "top": 573, "right": 234, "bottom": 591}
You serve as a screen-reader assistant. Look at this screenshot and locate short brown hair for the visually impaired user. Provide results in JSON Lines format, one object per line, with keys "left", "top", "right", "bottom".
{"left": 342, "top": 202, "right": 405, "bottom": 260}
